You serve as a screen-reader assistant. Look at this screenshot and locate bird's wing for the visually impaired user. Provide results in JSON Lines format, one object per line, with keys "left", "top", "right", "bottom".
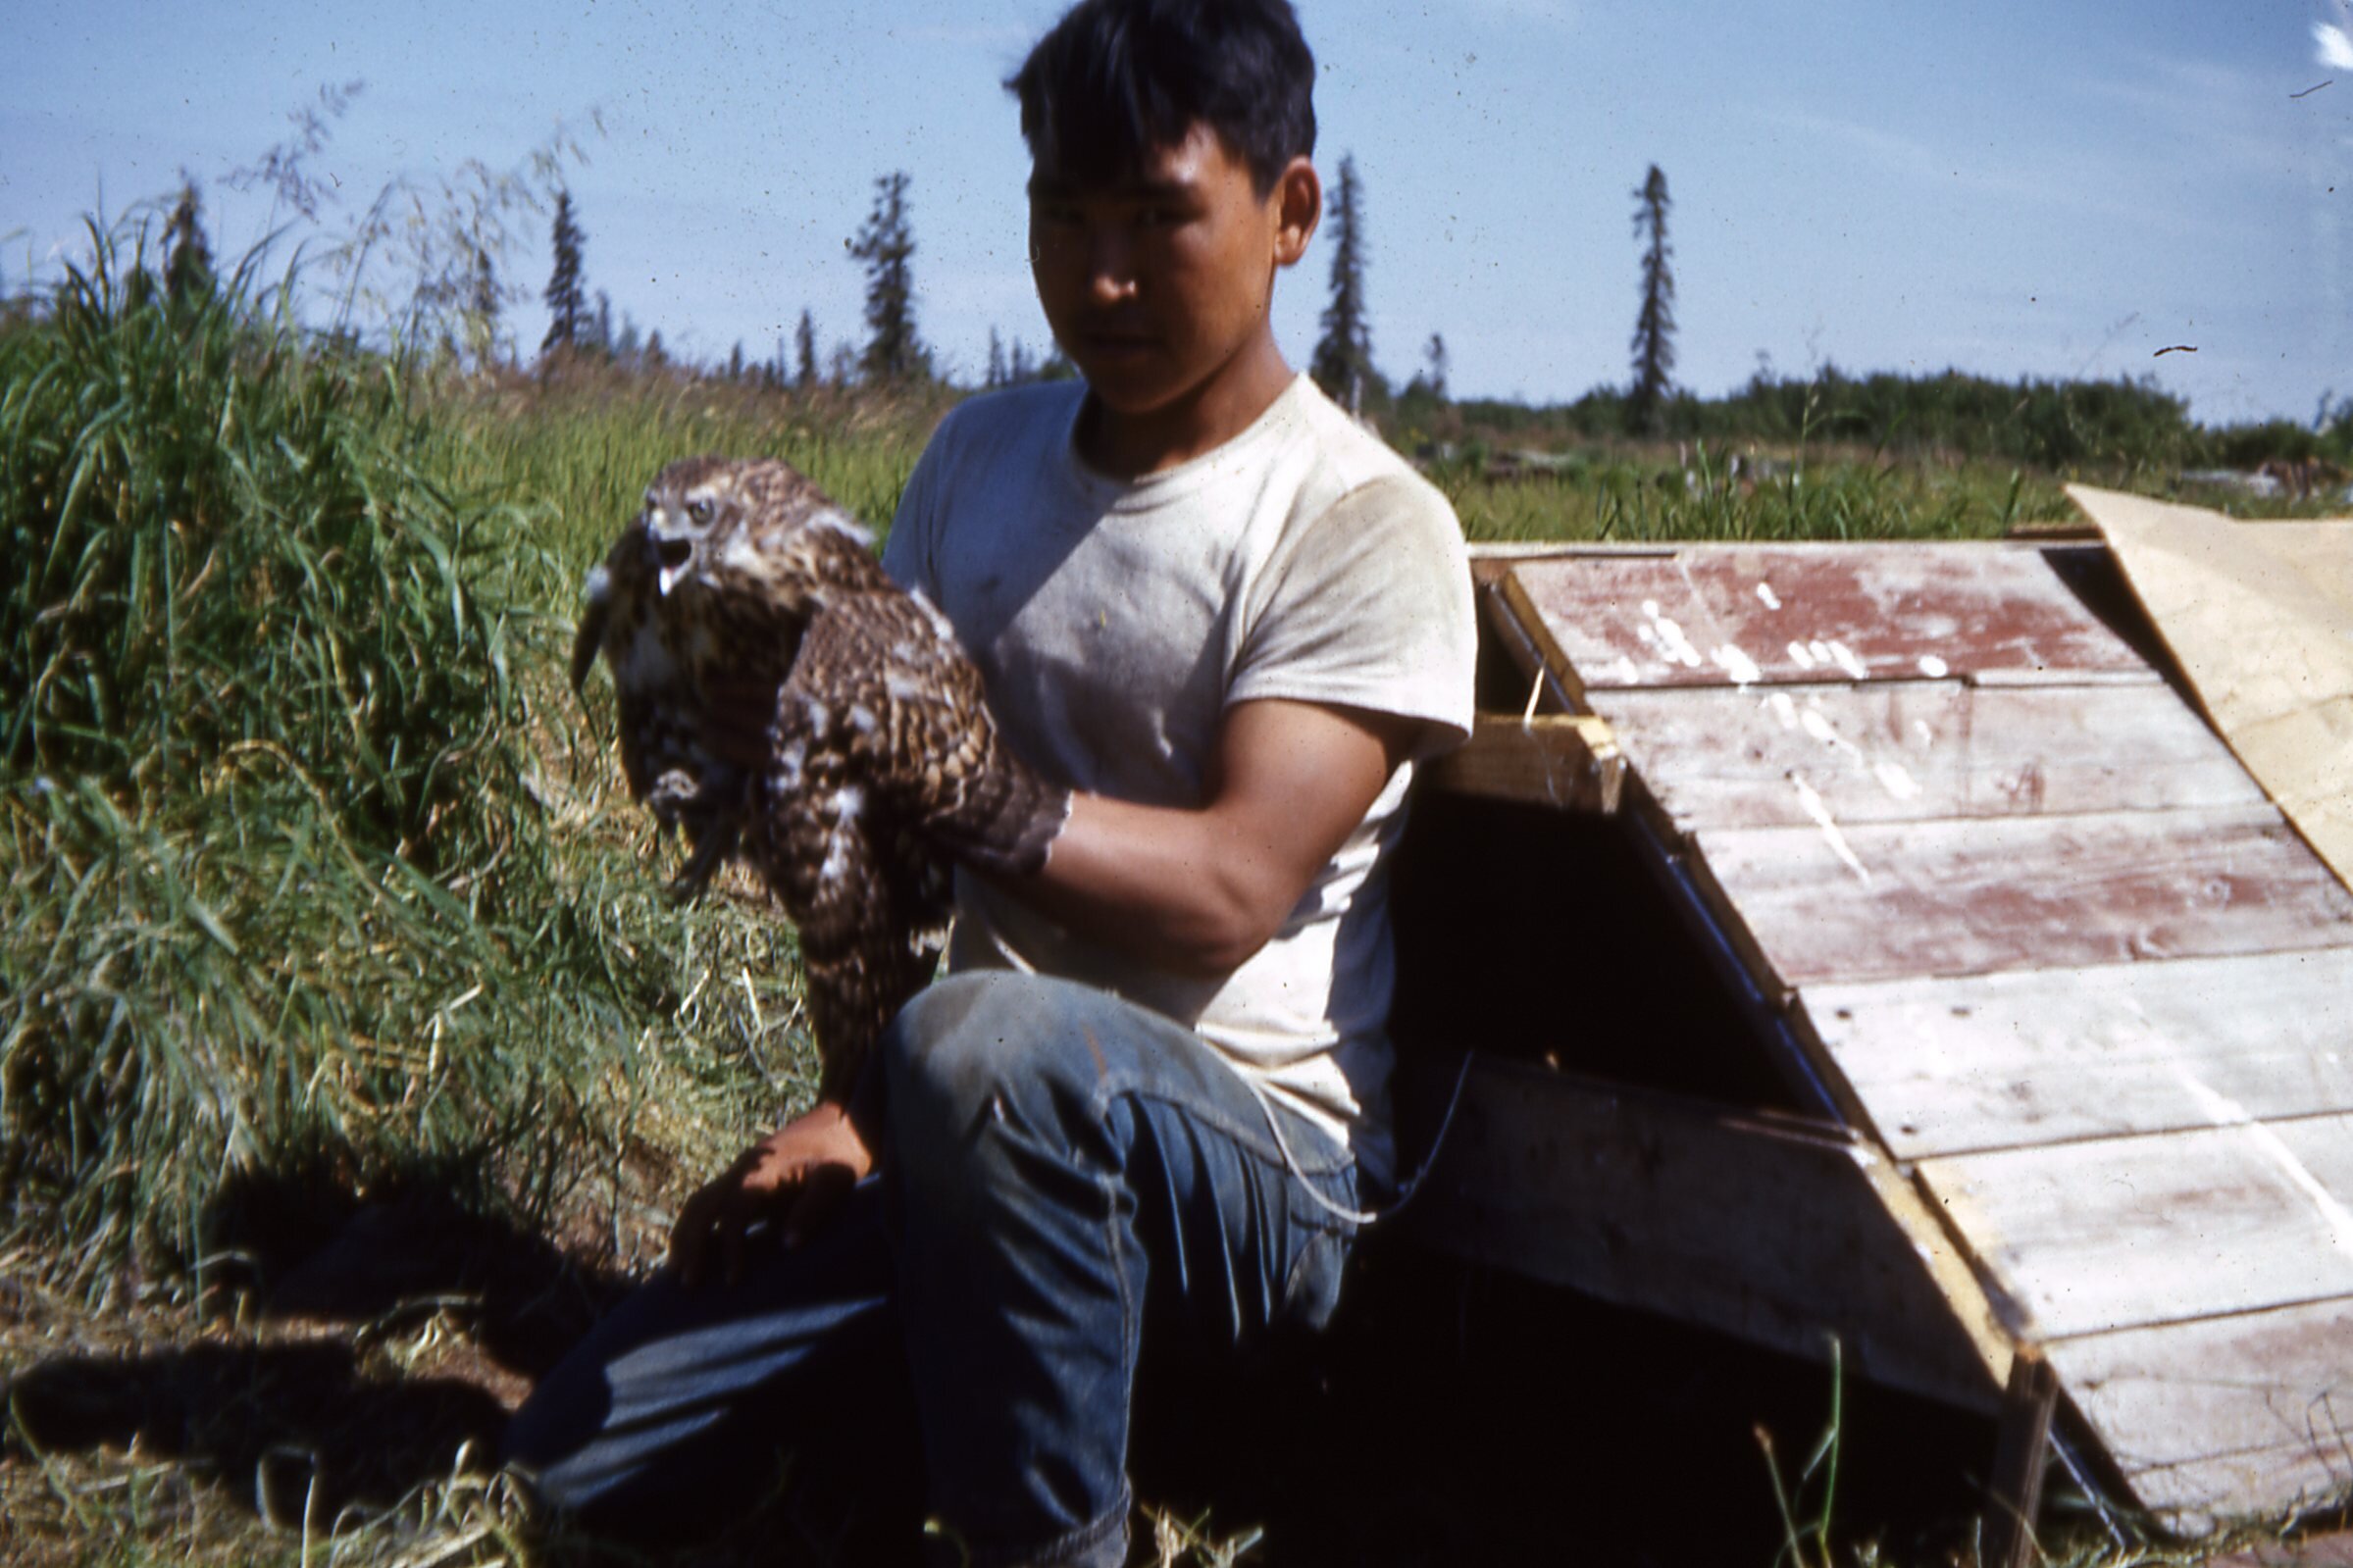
{"left": 753, "top": 655, "right": 943, "bottom": 1105}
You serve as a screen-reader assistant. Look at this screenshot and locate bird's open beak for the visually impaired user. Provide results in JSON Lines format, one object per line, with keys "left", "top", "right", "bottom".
{"left": 649, "top": 531, "right": 694, "bottom": 598}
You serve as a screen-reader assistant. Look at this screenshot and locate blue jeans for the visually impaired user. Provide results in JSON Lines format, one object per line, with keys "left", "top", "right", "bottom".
{"left": 501, "top": 971, "right": 1368, "bottom": 1567}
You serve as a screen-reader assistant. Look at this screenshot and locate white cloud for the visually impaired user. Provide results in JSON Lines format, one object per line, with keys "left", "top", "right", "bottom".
{"left": 2317, "top": 21, "right": 2353, "bottom": 72}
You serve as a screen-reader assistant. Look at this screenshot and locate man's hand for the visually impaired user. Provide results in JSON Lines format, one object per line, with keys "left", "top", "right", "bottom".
{"left": 668, "top": 1099, "right": 874, "bottom": 1286}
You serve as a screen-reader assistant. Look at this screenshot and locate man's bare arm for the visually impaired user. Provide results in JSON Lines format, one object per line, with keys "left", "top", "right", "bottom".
{"left": 1010, "top": 696, "right": 1419, "bottom": 977}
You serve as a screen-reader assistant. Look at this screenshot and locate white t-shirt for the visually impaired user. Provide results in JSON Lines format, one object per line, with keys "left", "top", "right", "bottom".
{"left": 883, "top": 374, "right": 1476, "bottom": 1181}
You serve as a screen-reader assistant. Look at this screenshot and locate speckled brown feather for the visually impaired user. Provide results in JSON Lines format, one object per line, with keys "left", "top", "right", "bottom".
{"left": 574, "top": 456, "right": 1069, "bottom": 1102}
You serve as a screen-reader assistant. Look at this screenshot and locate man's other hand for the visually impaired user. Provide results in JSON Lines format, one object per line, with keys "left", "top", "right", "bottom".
{"left": 668, "top": 1099, "right": 874, "bottom": 1286}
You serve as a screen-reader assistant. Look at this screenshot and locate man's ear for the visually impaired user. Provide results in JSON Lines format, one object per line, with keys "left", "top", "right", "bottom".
{"left": 1272, "top": 156, "right": 1320, "bottom": 269}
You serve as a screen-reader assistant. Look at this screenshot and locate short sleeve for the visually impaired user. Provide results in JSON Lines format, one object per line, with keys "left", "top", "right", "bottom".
{"left": 881, "top": 417, "right": 951, "bottom": 598}
{"left": 1229, "top": 474, "right": 1477, "bottom": 760}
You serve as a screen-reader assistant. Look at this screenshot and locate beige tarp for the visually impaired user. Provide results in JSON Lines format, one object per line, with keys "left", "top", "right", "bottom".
{"left": 2070, "top": 483, "right": 2353, "bottom": 891}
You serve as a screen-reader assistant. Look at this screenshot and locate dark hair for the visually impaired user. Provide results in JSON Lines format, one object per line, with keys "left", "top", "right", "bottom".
{"left": 1007, "top": 0, "right": 1316, "bottom": 196}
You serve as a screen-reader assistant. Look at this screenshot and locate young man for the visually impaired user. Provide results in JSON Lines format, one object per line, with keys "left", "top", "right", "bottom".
{"left": 502, "top": 3, "right": 1475, "bottom": 1563}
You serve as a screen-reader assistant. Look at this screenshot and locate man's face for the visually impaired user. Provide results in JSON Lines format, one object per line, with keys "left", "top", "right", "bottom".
{"left": 1028, "top": 124, "right": 1304, "bottom": 417}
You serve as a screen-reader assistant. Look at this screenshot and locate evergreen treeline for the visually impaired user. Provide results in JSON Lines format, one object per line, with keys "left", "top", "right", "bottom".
{"left": 1441, "top": 366, "right": 2350, "bottom": 473}
{"left": 37, "top": 145, "right": 2335, "bottom": 475}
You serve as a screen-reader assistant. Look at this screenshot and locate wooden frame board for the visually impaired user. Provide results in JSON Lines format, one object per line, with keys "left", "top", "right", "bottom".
{"left": 1592, "top": 682, "right": 2263, "bottom": 832}
{"left": 1433, "top": 540, "right": 2353, "bottom": 1531}
{"left": 1800, "top": 952, "right": 2353, "bottom": 1161}
{"left": 1688, "top": 803, "right": 2353, "bottom": 992}
{"left": 1396, "top": 1055, "right": 2010, "bottom": 1411}
{"left": 1504, "top": 542, "right": 2156, "bottom": 695}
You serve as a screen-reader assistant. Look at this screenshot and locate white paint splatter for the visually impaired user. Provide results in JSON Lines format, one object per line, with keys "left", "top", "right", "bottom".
{"left": 2174, "top": 1066, "right": 2353, "bottom": 1263}
{"left": 1650, "top": 612, "right": 1703, "bottom": 669}
{"left": 1642, "top": 598, "right": 1662, "bottom": 618}
{"left": 1711, "top": 643, "right": 1763, "bottom": 685}
{"left": 1786, "top": 640, "right": 1816, "bottom": 672}
{"left": 1912, "top": 720, "right": 1937, "bottom": 746}
{"left": 1873, "top": 762, "right": 1922, "bottom": 801}
{"left": 1800, "top": 706, "right": 1865, "bottom": 761}
{"left": 1756, "top": 582, "right": 1782, "bottom": 610}
{"left": 1790, "top": 773, "right": 1871, "bottom": 884}
{"left": 1825, "top": 640, "right": 1869, "bottom": 681}
{"left": 1607, "top": 655, "right": 1642, "bottom": 684}
{"left": 1917, "top": 654, "right": 1951, "bottom": 679}
{"left": 1766, "top": 692, "right": 1801, "bottom": 730}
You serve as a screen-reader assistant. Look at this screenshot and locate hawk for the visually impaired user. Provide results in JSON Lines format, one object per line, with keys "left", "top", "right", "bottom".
{"left": 571, "top": 456, "right": 1068, "bottom": 1102}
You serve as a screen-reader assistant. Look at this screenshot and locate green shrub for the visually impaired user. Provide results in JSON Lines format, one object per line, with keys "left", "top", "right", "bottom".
{"left": 0, "top": 229, "right": 804, "bottom": 1290}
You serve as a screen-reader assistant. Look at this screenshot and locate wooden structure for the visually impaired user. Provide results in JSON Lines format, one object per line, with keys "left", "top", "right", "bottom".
{"left": 1399, "top": 534, "right": 2353, "bottom": 1542}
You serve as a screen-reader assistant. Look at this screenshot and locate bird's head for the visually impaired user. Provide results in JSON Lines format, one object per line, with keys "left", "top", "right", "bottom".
{"left": 640, "top": 456, "right": 744, "bottom": 598}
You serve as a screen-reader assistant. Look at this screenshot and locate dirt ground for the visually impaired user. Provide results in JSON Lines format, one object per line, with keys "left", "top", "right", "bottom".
{"left": 4, "top": 1186, "right": 2063, "bottom": 1568}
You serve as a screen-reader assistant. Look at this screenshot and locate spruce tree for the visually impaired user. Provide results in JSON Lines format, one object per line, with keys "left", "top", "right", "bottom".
{"left": 795, "top": 309, "right": 819, "bottom": 387}
{"left": 1421, "top": 332, "right": 1449, "bottom": 400}
{"left": 541, "top": 189, "right": 588, "bottom": 360}
{"left": 987, "top": 327, "right": 1007, "bottom": 389}
{"left": 1628, "top": 164, "right": 1677, "bottom": 435}
{"left": 1310, "top": 153, "right": 1378, "bottom": 415}
{"left": 849, "top": 172, "right": 926, "bottom": 384}
{"left": 162, "top": 179, "right": 215, "bottom": 305}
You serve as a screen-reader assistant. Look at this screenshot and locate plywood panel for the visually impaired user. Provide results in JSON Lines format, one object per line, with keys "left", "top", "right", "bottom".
{"left": 1506, "top": 544, "right": 2154, "bottom": 693}
{"left": 1397, "top": 1056, "right": 2007, "bottom": 1409}
{"left": 1802, "top": 953, "right": 2353, "bottom": 1160}
{"left": 1594, "top": 683, "right": 2262, "bottom": 832}
{"left": 1689, "top": 804, "right": 2353, "bottom": 990}
{"left": 2077, "top": 486, "right": 2353, "bottom": 890}
{"left": 2050, "top": 1297, "right": 2353, "bottom": 1529}
{"left": 1916, "top": 1115, "right": 2353, "bottom": 1340}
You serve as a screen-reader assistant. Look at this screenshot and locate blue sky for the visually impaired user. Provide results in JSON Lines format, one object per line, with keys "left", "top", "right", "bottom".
{"left": 4, "top": 0, "right": 2346, "bottom": 426}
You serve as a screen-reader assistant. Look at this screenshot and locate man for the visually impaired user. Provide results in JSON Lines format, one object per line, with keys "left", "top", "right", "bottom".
{"left": 502, "top": 3, "right": 1474, "bottom": 1562}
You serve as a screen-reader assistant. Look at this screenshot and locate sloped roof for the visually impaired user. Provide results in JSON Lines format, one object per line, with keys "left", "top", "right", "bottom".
{"left": 1481, "top": 534, "right": 2353, "bottom": 1528}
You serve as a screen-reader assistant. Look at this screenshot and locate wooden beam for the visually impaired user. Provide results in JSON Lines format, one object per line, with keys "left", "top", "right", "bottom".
{"left": 1394, "top": 1055, "right": 2010, "bottom": 1411}
{"left": 1986, "top": 1344, "right": 2062, "bottom": 1568}
{"left": 1422, "top": 713, "right": 1623, "bottom": 813}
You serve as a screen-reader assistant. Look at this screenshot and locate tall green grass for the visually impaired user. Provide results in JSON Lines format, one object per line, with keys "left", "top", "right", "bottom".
{"left": 414, "top": 363, "right": 942, "bottom": 573}
{"left": 1431, "top": 443, "right": 2071, "bottom": 544}
{"left": 0, "top": 232, "right": 805, "bottom": 1293}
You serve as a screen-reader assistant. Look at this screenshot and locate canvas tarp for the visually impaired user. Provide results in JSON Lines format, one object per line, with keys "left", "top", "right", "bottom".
{"left": 2070, "top": 483, "right": 2353, "bottom": 891}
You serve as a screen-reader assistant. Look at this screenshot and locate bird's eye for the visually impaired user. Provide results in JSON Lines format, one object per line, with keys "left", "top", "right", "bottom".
{"left": 689, "top": 498, "right": 714, "bottom": 524}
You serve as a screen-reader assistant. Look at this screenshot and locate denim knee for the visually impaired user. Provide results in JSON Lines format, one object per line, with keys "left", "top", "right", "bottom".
{"left": 883, "top": 971, "right": 1104, "bottom": 1150}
